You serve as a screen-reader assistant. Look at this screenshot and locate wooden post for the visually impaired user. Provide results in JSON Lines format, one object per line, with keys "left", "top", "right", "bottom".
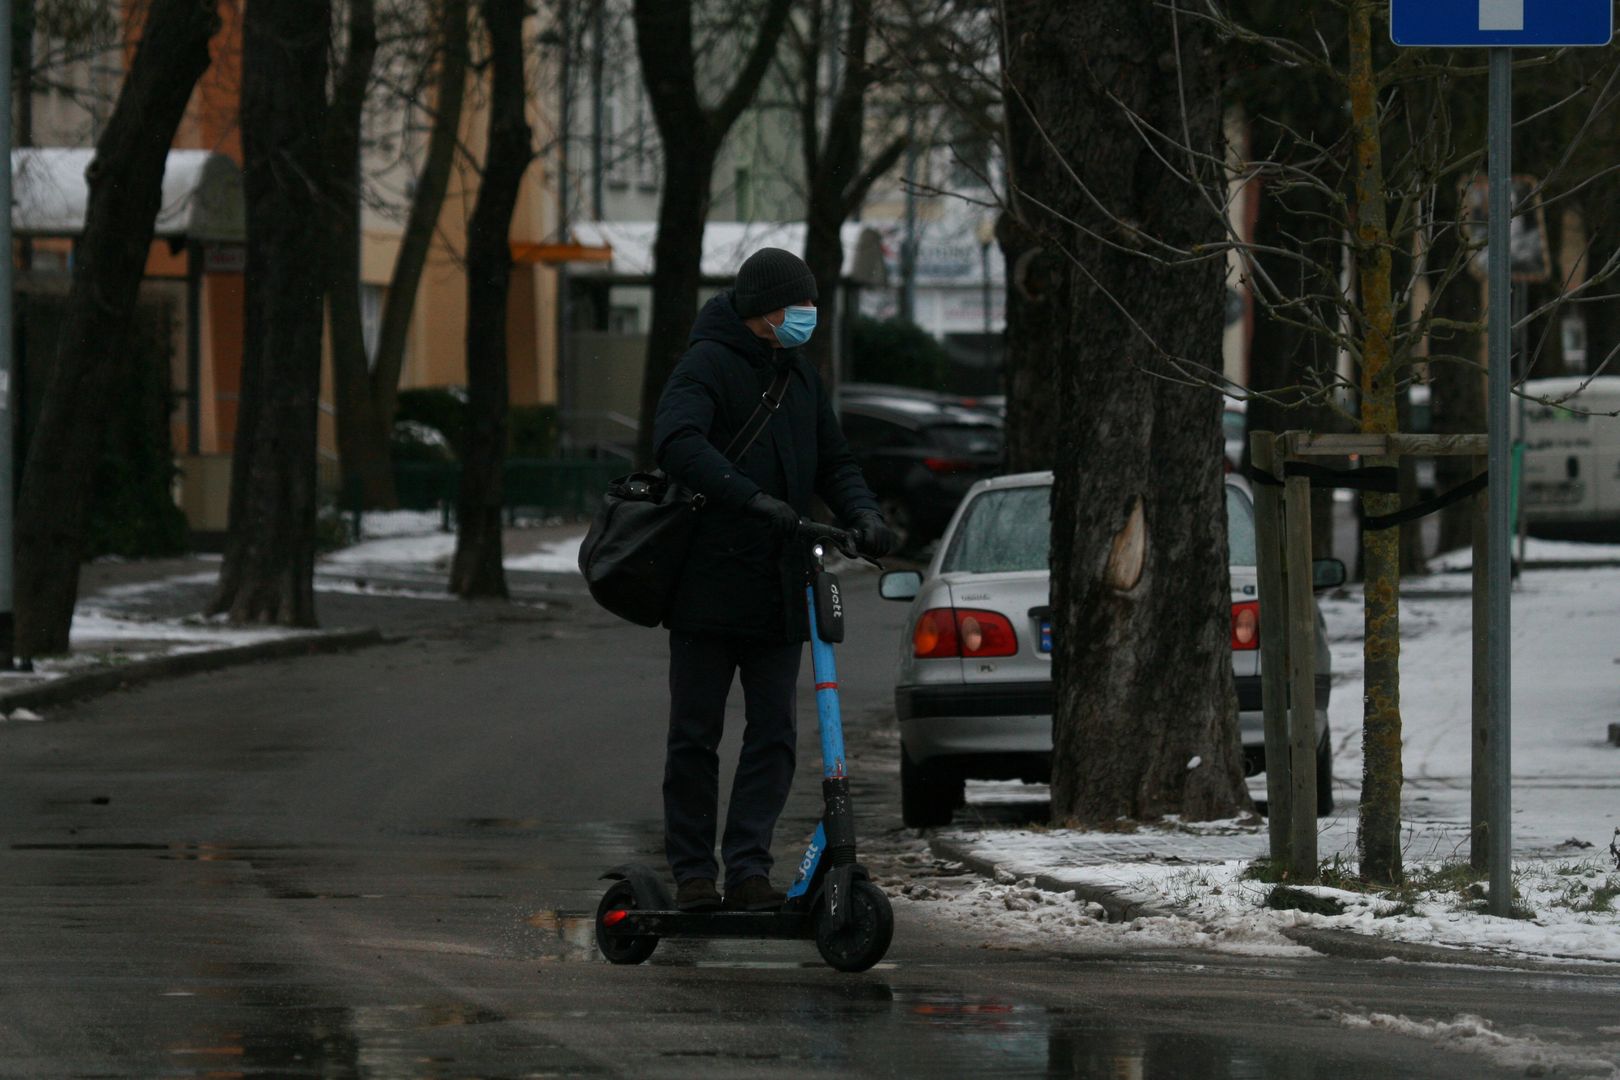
{"left": 1471, "top": 454, "right": 1490, "bottom": 871}
{"left": 1283, "top": 468, "right": 1319, "bottom": 881}
{"left": 1250, "top": 431, "right": 1291, "bottom": 867}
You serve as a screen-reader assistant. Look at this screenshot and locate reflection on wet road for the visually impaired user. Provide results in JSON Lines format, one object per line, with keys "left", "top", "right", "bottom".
{"left": 2, "top": 590, "right": 1615, "bottom": 1078}
{"left": 7, "top": 811, "right": 1601, "bottom": 1079}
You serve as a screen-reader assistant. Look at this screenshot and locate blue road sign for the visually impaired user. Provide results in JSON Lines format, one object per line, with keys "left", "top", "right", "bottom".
{"left": 1392, "top": 0, "right": 1613, "bottom": 47}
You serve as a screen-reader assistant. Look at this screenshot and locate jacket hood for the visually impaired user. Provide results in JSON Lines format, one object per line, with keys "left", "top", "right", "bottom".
{"left": 689, "top": 290, "right": 779, "bottom": 367}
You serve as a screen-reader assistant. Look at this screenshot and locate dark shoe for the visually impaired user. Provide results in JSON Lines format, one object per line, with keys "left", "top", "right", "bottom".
{"left": 676, "top": 878, "right": 721, "bottom": 912}
{"left": 724, "top": 876, "right": 785, "bottom": 911}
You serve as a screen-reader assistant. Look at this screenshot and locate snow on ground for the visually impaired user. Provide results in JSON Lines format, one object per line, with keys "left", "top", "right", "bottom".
{"left": 505, "top": 533, "right": 583, "bottom": 573}
{"left": 920, "top": 553, "right": 1620, "bottom": 965}
{"left": 1431, "top": 535, "right": 1620, "bottom": 571}
{"left": 323, "top": 530, "right": 458, "bottom": 568}
{"left": 1330, "top": 1008, "right": 1620, "bottom": 1078}
{"left": 352, "top": 509, "right": 445, "bottom": 540}
{"left": 323, "top": 520, "right": 586, "bottom": 574}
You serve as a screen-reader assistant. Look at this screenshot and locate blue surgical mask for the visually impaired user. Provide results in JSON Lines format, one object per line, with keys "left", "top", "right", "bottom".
{"left": 772, "top": 305, "right": 817, "bottom": 348}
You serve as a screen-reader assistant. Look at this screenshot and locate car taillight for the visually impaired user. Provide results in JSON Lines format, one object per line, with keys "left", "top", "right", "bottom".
{"left": 923, "top": 456, "right": 976, "bottom": 475}
{"left": 1231, "top": 600, "right": 1259, "bottom": 650}
{"left": 956, "top": 609, "right": 1018, "bottom": 657}
{"left": 913, "top": 608, "right": 959, "bottom": 658}
{"left": 913, "top": 608, "right": 1019, "bottom": 658}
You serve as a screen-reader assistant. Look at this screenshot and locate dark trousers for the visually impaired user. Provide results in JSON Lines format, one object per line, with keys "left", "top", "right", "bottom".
{"left": 664, "top": 631, "right": 802, "bottom": 888}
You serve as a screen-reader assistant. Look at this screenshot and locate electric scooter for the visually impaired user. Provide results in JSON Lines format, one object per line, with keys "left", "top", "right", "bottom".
{"left": 594, "top": 521, "right": 895, "bottom": 973}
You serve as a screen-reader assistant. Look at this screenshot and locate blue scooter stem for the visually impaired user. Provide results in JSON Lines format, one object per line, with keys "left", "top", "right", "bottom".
{"left": 808, "top": 583, "right": 847, "bottom": 780}
{"left": 786, "top": 575, "right": 857, "bottom": 902}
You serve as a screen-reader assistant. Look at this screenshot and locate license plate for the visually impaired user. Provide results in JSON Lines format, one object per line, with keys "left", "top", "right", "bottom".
{"left": 1039, "top": 619, "right": 1052, "bottom": 653}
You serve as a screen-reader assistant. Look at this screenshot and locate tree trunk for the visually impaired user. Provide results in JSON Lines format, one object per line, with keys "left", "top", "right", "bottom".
{"left": 1432, "top": 273, "right": 1486, "bottom": 557}
{"left": 1002, "top": 0, "right": 1249, "bottom": 824}
{"left": 635, "top": 149, "right": 715, "bottom": 464}
{"left": 13, "top": 0, "right": 218, "bottom": 657}
{"left": 802, "top": 205, "right": 845, "bottom": 388}
{"left": 796, "top": 0, "right": 902, "bottom": 391}
{"left": 1347, "top": 0, "right": 1404, "bottom": 884}
{"left": 210, "top": 0, "right": 332, "bottom": 626}
{"left": 631, "top": 0, "right": 794, "bottom": 465}
{"left": 450, "top": 0, "right": 531, "bottom": 599}
{"left": 1397, "top": 389, "right": 1428, "bottom": 574}
{"left": 364, "top": 0, "right": 470, "bottom": 474}
{"left": 997, "top": 213, "right": 1067, "bottom": 473}
{"left": 323, "top": 0, "right": 392, "bottom": 509}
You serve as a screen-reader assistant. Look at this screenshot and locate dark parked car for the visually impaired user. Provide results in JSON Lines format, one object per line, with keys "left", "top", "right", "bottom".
{"left": 837, "top": 395, "right": 1005, "bottom": 552}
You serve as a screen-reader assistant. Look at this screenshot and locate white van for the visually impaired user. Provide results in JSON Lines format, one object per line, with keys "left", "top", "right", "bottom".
{"left": 1516, "top": 376, "right": 1620, "bottom": 535}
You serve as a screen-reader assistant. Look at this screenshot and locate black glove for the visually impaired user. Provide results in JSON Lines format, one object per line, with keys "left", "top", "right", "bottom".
{"left": 744, "top": 491, "right": 800, "bottom": 536}
{"left": 851, "top": 511, "right": 898, "bottom": 558}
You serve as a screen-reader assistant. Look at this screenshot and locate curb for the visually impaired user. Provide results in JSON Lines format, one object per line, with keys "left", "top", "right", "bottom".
{"left": 0, "top": 627, "right": 390, "bottom": 712}
{"left": 927, "top": 835, "right": 1169, "bottom": 924}
{"left": 1280, "top": 926, "right": 1620, "bottom": 975}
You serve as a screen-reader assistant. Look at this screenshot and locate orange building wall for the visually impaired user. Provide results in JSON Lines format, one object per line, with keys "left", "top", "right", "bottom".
{"left": 208, "top": 273, "right": 245, "bottom": 450}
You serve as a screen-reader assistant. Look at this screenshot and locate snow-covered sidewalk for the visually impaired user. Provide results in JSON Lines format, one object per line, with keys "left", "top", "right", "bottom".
{"left": 4, "top": 515, "right": 590, "bottom": 690}
{"left": 923, "top": 554, "right": 1620, "bottom": 967}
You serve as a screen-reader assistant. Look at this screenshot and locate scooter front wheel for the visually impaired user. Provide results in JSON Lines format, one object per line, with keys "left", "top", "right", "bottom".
{"left": 596, "top": 880, "right": 659, "bottom": 965}
{"left": 814, "top": 880, "right": 893, "bottom": 973}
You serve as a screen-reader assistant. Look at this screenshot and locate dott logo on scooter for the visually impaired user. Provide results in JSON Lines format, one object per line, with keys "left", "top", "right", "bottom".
{"left": 794, "top": 839, "right": 821, "bottom": 885}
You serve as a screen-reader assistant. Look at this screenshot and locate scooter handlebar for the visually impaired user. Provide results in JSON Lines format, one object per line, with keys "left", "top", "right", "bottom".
{"left": 796, "top": 520, "right": 881, "bottom": 567}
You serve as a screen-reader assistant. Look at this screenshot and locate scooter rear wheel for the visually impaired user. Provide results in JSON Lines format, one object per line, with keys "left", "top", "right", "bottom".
{"left": 596, "top": 880, "right": 659, "bottom": 965}
{"left": 814, "top": 880, "right": 894, "bottom": 973}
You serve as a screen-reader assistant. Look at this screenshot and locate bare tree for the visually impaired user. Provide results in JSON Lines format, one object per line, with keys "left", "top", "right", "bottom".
{"left": 1000, "top": 0, "right": 1250, "bottom": 824}
{"left": 630, "top": 0, "right": 794, "bottom": 464}
{"left": 13, "top": 0, "right": 219, "bottom": 657}
{"left": 788, "top": 0, "right": 907, "bottom": 384}
{"left": 328, "top": 0, "right": 471, "bottom": 509}
{"left": 449, "top": 0, "right": 534, "bottom": 598}
{"left": 210, "top": 0, "right": 332, "bottom": 625}
{"left": 992, "top": 0, "right": 1620, "bottom": 873}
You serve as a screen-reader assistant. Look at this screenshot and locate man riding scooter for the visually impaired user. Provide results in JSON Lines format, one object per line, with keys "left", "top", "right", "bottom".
{"left": 651, "top": 247, "right": 896, "bottom": 913}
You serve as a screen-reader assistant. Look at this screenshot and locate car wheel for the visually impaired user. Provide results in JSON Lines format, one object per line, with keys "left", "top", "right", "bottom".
{"left": 901, "top": 745, "right": 961, "bottom": 828}
{"left": 879, "top": 497, "right": 915, "bottom": 556}
{"left": 1316, "top": 730, "right": 1335, "bottom": 816}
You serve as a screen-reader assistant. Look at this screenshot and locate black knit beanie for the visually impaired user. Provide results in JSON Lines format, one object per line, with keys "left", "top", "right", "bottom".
{"left": 733, "top": 247, "right": 818, "bottom": 318}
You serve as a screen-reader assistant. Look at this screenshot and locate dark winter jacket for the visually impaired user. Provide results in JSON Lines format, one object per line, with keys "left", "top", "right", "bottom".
{"left": 653, "top": 291, "right": 880, "bottom": 641}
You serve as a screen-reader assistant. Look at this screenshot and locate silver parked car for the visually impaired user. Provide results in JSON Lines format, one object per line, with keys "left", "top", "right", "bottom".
{"left": 878, "top": 471, "right": 1340, "bottom": 827}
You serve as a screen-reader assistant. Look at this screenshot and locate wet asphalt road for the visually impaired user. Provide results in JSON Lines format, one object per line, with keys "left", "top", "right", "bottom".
{"left": 3, "top": 566, "right": 1619, "bottom": 1078}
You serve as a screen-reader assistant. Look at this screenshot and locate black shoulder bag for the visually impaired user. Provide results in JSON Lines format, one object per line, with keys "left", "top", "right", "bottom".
{"left": 577, "top": 365, "right": 791, "bottom": 627}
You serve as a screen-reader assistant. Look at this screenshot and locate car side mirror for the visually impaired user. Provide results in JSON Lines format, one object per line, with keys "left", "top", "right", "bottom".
{"left": 1312, "top": 558, "right": 1347, "bottom": 591}
{"left": 878, "top": 570, "right": 922, "bottom": 601}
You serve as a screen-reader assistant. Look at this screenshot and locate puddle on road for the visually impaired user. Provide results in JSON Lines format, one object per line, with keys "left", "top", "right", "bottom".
{"left": 523, "top": 908, "right": 905, "bottom": 971}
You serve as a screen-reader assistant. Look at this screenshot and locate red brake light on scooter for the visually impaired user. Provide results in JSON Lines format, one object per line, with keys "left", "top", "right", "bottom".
{"left": 955, "top": 609, "right": 1018, "bottom": 657}
{"left": 913, "top": 608, "right": 960, "bottom": 658}
{"left": 1231, "top": 600, "right": 1259, "bottom": 650}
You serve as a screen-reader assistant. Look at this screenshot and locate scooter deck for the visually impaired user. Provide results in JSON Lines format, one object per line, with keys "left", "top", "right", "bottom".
{"left": 605, "top": 909, "right": 813, "bottom": 940}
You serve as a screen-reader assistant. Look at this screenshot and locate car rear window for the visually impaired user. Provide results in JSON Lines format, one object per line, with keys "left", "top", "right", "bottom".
{"left": 941, "top": 482, "right": 1257, "bottom": 574}
{"left": 1226, "top": 485, "right": 1256, "bottom": 567}
{"left": 940, "top": 486, "right": 1051, "bottom": 573}
{"left": 923, "top": 423, "right": 1004, "bottom": 457}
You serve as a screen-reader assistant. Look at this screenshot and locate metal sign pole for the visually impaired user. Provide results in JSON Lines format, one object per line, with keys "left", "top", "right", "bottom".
{"left": 0, "top": 0, "right": 15, "bottom": 666}
{"left": 1486, "top": 46, "right": 1513, "bottom": 917}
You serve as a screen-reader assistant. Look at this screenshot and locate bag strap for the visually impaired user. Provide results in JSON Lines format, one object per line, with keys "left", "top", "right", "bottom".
{"left": 718, "top": 362, "right": 792, "bottom": 462}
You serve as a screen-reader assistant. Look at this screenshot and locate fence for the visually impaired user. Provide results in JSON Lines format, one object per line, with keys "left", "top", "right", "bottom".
{"left": 352, "top": 455, "right": 630, "bottom": 535}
